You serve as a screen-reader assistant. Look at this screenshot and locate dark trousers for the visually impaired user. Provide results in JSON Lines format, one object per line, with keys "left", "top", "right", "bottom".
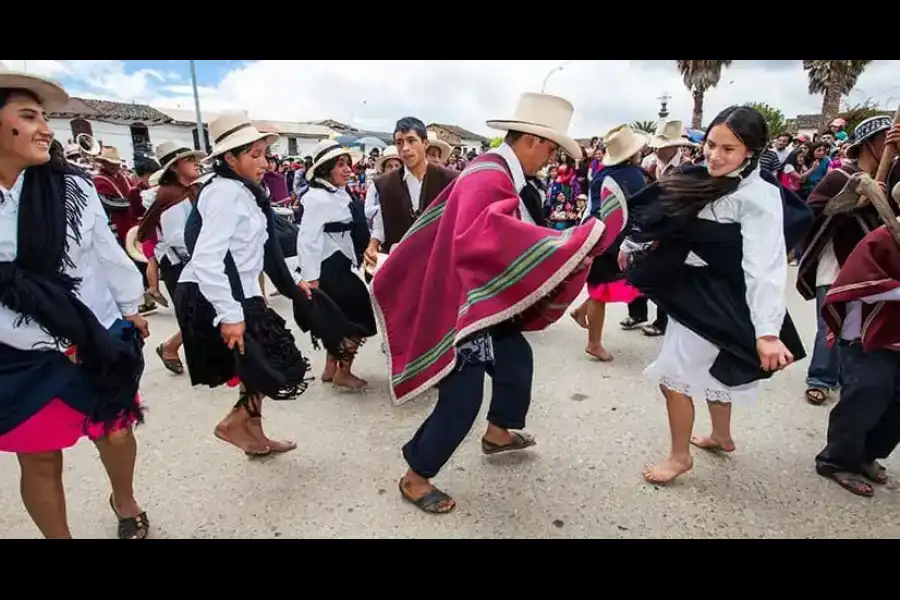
{"left": 815, "top": 342, "right": 900, "bottom": 474}
{"left": 628, "top": 296, "right": 668, "bottom": 330}
{"left": 402, "top": 330, "right": 534, "bottom": 479}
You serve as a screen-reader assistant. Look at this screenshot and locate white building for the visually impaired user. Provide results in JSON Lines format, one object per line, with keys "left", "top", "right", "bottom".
{"left": 426, "top": 123, "right": 490, "bottom": 155}
{"left": 48, "top": 98, "right": 196, "bottom": 167}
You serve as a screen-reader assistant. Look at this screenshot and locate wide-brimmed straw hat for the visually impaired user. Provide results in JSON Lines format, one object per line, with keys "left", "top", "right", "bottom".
{"left": 0, "top": 62, "right": 69, "bottom": 111}
{"left": 649, "top": 120, "right": 696, "bottom": 150}
{"left": 94, "top": 146, "right": 125, "bottom": 165}
{"left": 149, "top": 140, "right": 207, "bottom": 186}
{"left": 602, "top": 124, "right": 649, "bottom": 166}
{"left": 486, "top": 92, "right": 581, "bottom": 158}
{"left": 375, "top": 145, "right": 402, "bottom": 173}
{"left": 307, "top": 139, "right": 363, "bottom": 178}
{"left": 846, "top": 115, "right": 893, "bottom": 159}
{"left": 124, "top": 226, "right": 148, "bottom": 263}
{"left": 426, "top": 132, "right": 453, "bottom": 163}
{"left": 208, "top": 110, "right": 278, "bottom": 158}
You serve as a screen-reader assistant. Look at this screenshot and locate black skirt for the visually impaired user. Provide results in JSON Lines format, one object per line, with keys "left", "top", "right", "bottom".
{"left": 318, "top": 252, "right": 377, "bottom": 338}
{"left": 158, "top": 256, "right": 185, "bottom": 297}
{"left": 173, "top": 282, "right": 310, "bottom": 399}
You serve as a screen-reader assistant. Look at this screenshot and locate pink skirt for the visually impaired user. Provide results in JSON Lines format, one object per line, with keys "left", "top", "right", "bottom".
{"left": 586, "top": 279, "right": 641, "bottom": 304}
{"left": 0, "top": 397, "right": 141, "bottom": 454}
{"left": 141, "top": 239, "right": 157, "bottom": 260}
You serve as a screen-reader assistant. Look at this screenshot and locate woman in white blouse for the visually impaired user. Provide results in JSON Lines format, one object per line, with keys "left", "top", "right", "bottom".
{"left": 621, "top": 106, "right": 806, "bottom": 485}
{"left": 0, "top": 68, "right": 151, "bottom": 539}
{"left": 174, "top": 112, "right": 321, "bottom": 458}
{"left": 136, "top": 141, "right": 206, "bottom": 375}
{"left": 297, "top": 140, "right": 378, "bottom": 390}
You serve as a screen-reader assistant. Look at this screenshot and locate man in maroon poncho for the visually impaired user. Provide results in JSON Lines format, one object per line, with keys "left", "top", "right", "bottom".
{"left": 371, "top": 93, "right": 625, "bottom": 514}
{"left": 815, "top": 222, "right": 900, "bottom": 497}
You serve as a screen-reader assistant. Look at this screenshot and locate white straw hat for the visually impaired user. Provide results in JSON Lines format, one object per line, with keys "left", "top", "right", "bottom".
{"left": 375, "top": 145, "right": 402, "bottom": 173}
{"left": 426, "top": 132, "right": 453, "bottom": 163}
{"left": 649, "top": 120, "right": 696, "bottom": 150}
{"left": 0, "top": 62, "right": 69, "bottom": 111}
{"left": 307, "top": 139, "right": 363, "bottom": 179}
{"left": 148, "top": 140, "right": 207, "bottom": 186}
{"left": 602, "top": 124, "right": 649, "bottom": 166}
{"left": 208, "top": 110, "right": 278, "bottom": 158}
{"left": 486, "top": 92, "right": 581, "bottom": 158}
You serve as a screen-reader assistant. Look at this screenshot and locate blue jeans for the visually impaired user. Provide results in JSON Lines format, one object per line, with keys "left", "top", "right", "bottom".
{"left": 806, "top": 285, "right": 841, "bottom": 390}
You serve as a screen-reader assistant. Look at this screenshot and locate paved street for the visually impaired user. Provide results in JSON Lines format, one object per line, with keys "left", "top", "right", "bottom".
{"left": 2, "top": 268, "right": 899, "bottom": 538}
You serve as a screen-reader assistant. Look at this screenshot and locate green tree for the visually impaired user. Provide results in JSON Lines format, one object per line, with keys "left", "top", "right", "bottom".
{"left": 489, "top": 136, "right": 504, "bottom": 148}
{"left": 803, "top": 60, "right": 873, "bottom": 130}
{"left": 836, "top": 98, "right": 892, "bottom": 134}
{"left": 676, "top": 60, "right": 733, "bottom": 128}
{"left": 631, "top": 120, "right": 657, "bottom": 134}
{"left": 744, "top": 101, "right": 788, "bottom": 138}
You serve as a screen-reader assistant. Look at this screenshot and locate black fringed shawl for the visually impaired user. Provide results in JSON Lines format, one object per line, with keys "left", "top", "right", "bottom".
{"left": 0, "top": 162, "right": 144, "bottom": 435}
{"left": 625, "top": 166, "right": 810, "bottom": 386}
{"left": 185, "top": 165, "right": 368, "bottom": 361}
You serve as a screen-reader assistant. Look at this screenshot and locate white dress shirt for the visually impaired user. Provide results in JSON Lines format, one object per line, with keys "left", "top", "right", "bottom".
{"left": 296, "top": 182, "right": 357, "bottom": 282}
{"left": 366, "top": 165, "right": 425, "bottom": 245}
{"left": 841, "top": 288, "right": 900, "bottom": 341}
{"left": 178, "top": 177, "right": 267, "bottom": 326}
{"left": 0, "top": 171, "right": 144, "bottom": 351}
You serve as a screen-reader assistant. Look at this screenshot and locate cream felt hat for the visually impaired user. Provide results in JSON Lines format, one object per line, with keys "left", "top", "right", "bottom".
{"left": 208, "top": 110, "right": 278, "bottom": 158}
{"left": 486, "top": 92, "right": 581, "bottom": 158}
{"left": 649, "top": 120, "right": 696, "bottom": 150}
{"left": 602, "top": 124, "right": 649, "bottom": 166}
{"left": 307, "top": 139, "right": 363, "bottom": 178}
{"left": 426, "top": 132, "right": 453, "bottom": 163}
{"left": 375, "top": 145, "right": 402, "bottom": 173}
{"left": 149, "top": 140, "right": 207, "bottom": 186}
{"left": 95, "top": 145, "right": 123, "bottom": 165}
{"left": 0, "top": 62, "right": 69, "bottom": 111}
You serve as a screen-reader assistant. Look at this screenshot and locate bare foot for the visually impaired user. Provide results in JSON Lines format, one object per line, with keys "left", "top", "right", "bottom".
{"left": 321, "top": 360, "right": 337, "bottom": 383}
{"left": 214, "top": 421, "right": 269, "bottom": 456}
{"left": 585, "top": 345, "right": 613, "bottom": 361}
{"left": 570, "top": 309, "right": 588, "bottom": 329}
{"left": 643, "top": 455, "right": 693, "bottom": 484}
{"left": 246, "top": 417, "right": 297, "bottom": 454}
{"left": 690, "top": 435, "right": 736, "bottom": 453}
{"left": 333, "top": 370, "right": 368, "bottom": 390}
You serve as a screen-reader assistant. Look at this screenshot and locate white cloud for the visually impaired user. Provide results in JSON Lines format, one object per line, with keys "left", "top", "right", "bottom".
{"left": 5, "top": 59, "right": 900, "bottom": 138}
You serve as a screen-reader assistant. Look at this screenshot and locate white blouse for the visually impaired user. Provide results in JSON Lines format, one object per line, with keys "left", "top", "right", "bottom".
{"left": 0, "top": 171, "right": 145, "bottom": 351}
{"left": 155, "top": 199, "right": 192, "bottom": 265}
{"left": 178, "top": 177, "right": 267, "bottom": 326}
{"left": 296, "top": 183, "right": 357, "bottom": 282}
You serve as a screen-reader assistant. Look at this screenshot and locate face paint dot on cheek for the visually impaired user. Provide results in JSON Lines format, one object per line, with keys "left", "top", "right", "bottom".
{"left": 11, "top": 128, "right": 19, "bottom": 136}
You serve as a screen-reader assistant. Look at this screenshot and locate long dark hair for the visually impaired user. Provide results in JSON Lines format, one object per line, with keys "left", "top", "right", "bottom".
{"left": 657, "top": 105, "right": 769, "bottom": 219}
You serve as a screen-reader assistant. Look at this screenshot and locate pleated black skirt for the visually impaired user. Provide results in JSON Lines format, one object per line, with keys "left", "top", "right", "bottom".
{"left": 158, "top": 256, "right": 185, "bottom": 297}
{"left": 173, "top": 282, "right": 310, "bottom": 399}
{"left": 318, "top": 252, "right": 377, "bottom": 338}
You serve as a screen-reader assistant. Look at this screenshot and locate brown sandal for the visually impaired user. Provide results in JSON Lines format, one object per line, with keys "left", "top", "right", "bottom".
{"left": 481, "top": 431, "right": 536, "bottom": 455}
{"left": 109, "top": 495, "right": 150, "bottom": 539}
{"left": 805, "top": 387, "right": 828, "bottom": 405}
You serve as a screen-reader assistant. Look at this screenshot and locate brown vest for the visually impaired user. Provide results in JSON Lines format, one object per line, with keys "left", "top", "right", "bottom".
{"left": 374, "top": 163, "right": 458, "bottom": 250}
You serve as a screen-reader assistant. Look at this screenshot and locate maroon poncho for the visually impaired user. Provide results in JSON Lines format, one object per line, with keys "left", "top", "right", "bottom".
{"left": 822, "top": 225, "right": 900, "bottom": 352}
{"left": 371, "top": 153, "right": 624, "bottom": 405}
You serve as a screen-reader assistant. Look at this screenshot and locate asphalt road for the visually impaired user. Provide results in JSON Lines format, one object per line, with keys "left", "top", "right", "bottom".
{"left": 1, "top": 267, "right": 898, "bottom": 538}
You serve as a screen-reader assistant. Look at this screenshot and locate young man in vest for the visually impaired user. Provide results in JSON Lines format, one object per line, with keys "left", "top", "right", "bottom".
{"left": 363, "top": 117, "right": 458, "bottom": 269}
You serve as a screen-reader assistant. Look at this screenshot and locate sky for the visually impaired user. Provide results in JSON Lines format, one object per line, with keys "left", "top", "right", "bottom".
{"left": 3, "top": 60, "right": 900, "bottom": 138}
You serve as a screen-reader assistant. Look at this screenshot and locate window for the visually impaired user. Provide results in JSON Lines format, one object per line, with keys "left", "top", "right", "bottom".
{"left": 69, "top": 118, "right": 93, "bottom": 144}
{"left": 288, "top": 137, "right": 298, "bottom": 155}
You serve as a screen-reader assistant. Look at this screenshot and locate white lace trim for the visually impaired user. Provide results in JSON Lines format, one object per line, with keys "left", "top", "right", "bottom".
{"left": 659, "top": 376, "right": 733, "bottom": 403}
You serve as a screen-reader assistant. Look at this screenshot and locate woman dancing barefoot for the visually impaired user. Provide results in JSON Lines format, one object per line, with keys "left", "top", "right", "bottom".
{"left": 622, "top": 106, "right": 809, "bottom": 484}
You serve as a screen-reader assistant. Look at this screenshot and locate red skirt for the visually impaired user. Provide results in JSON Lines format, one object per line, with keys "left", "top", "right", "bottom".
{"left": 586, "top": 279, "right": 641, "bottom": 304}
{"left": 0, "top": 397, "right": 141, "bottom": 454}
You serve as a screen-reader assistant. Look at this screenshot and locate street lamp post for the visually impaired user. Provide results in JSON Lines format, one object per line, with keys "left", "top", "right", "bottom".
{"left": 541, "top": 61, "right": 573, "bottom": 93}
{"left": 189, "top": 60, "right": 208, "bottom": 152}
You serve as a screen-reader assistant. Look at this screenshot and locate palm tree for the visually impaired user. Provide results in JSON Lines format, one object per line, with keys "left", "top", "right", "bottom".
{"left": 676, "top": 60, "right": 733, "bottom": 128}
{"left": 631, "top": 120, "right": 657, "bottom": 134}
{"left": 803, "top": 60, "right": 873, "bottom": 131}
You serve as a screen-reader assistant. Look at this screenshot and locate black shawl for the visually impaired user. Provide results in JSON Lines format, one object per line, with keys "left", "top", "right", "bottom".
{"left": 0, "top": 161, "right": 144, "bottom": 433}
